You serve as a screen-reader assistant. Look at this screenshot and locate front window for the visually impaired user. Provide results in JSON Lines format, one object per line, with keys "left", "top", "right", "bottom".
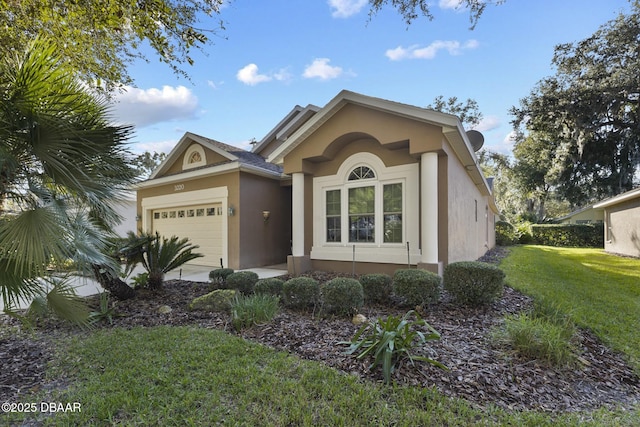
{"left": 383, "top": 183, "right": 402, "bottom": 243}
{"left": 349, "top": 186, "right": 375, "bottom": 242}
{"left": 324, "top": 165, "right": 403, "bottom": 245}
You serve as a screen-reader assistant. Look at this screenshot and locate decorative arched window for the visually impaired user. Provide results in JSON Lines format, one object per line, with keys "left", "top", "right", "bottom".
{"left": 188, "top": 151, "right": 202, "bottom": 164}
{"left": 183, "top": 143, "right": 206, "bottom": 170}
{"left": 348, "top": 166, "right": 375, "bottom": 181}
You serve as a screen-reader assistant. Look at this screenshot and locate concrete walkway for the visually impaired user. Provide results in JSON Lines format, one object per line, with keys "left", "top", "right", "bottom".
{"left": 1, "top": 264, "right": 288, "bottom": 311}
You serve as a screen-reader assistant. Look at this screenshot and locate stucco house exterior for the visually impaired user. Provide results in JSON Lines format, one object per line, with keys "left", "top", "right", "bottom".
{"left": 555, "top": 205, "right": 604, "bottom": 224}
{"left": 135, "top": 90, "right": 498, "bottom": 276}
{"left": 593, "top": 187, "right": 640, "bottom": 257}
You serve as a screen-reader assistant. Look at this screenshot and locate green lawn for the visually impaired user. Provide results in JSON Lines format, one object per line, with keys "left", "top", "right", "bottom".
{"left": 4, "top": 245, "right": 640, "bottom": 426}
{"left": 500, "top": 245, "right": 640, "bottom": 373}
{"left": 4, "top": 326, "right": 636, "bottom": 426}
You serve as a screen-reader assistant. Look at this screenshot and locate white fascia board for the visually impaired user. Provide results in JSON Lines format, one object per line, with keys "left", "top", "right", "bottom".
{"left": 252, "top": 105, "right": 305, "bottom": 154}
{"left": 593, "top": 187, "right": 640, "bottom": 208}
{"left": 135, "top": 162, "right": 241, "bottom": 189}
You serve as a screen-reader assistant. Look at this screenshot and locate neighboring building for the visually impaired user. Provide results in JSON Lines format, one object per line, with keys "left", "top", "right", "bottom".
{"left": 555, "top": 205, "right": 604, "bottom": 224}
{"left": 593, "top": 187, "right": 640, "bottom": 258}
{"left": 110, "top": 192, "right": 138, "bottom": 237}
{"left": 135, "top": 90, "right": 498, "bottom": 275}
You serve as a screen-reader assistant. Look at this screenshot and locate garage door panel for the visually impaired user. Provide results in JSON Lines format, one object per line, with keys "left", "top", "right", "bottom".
{"left": 152, "top": 203, "right": 223, "bottom": 267}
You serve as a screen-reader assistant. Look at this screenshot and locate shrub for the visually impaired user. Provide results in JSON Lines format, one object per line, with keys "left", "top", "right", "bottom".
{"left": 282, "top": 277, "right": 320, "bottom": 310}
{"left": 254, "top": 278, "right": 284, "bottom": 297}
{"left": 342, "top": 310, "right": 447, "bottom": 384}
{"left": 495, "top": 221, "right": 517, "bottom": 246}
{"left": 491, "top": 312, "right": 577, "bottom": 367}
{"left": 360, "top": 273, "right": 393, "bottom": 304}
{"left": 515, "top": 222, "right": 534, "bottom": 244}
{"left": 321, "top": 278, "right": 364, "bottom": 316}
{"left": 443, "top": 261, "right": 505, "bottom": 307}
{"left": 189, "top": 289, "right": 237, "bottom": 312}
{"left": 231, "top": 294, "right": 280, "bottom": 331}
{"left": 226, "top": 271, "right": 259, "bottom": 294}
{"left": 209, "top": 268, "right": 234, "bottom": 288}
{"left": 131, "top": 272, "right": 149, "bottom": 289}
{"left": 531, "top": 223, "right": 604, "bottom": 247}
{"left": 392, "top": 269, "right": 441, "bottom": 307}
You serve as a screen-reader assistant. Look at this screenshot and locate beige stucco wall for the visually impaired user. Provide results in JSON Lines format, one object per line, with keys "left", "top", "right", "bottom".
{"left": 444, "top": 144, "right": 494, "bottom": 263}
{"left": 604, "top": 198, "right": 640, "bottom": 257}
{"left": 164, "top": 144, "right": 229, "bottom": 176}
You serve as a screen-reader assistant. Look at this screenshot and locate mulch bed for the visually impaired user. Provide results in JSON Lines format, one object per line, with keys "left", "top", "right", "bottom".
{"left": 1, "top": 247, "right": 639, "bottom": 415}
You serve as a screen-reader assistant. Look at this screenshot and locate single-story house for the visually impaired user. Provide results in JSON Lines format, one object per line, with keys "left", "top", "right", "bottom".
{"left": 593, "top": 187, "right": 640, "bottom": 257}
{"left": 135, "top": 90, "right": 498, "bottom": 276}
{"left": 555, "top": 205, "right": 604, "bottom": 224}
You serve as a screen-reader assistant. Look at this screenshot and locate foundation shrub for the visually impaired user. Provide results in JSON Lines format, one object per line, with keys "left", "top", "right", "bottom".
{"left": 360, "top": 273, "right": 393, "bottom": 304}
{"left": 226, "top": 271, "right": 259, "bottom": 294}
{"left": 392, "top": 269, "right": 441, "bottom": 307}
{"left": 189, "top": 289, "right": 237, "bottom": 312}
{"left": 443, "top": 261, "right": 505, "bottom": 307}
{"left": 282, "top": 277, "right": 320, "bottom": 310}
{"left": 209, "top": 268, "right": 234, "bottom": 288}
{"left": 254, "top": 278, "right": 284, "bottom": 297}
{"left": 321, "top": 278, "right": 364, "bottom": 316}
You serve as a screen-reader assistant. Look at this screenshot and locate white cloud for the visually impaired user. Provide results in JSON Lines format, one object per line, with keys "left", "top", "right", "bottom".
{"left": 473, "top": 115, "right": 501, "bottom": 132}
{"left": 328, "top": 0, "right": 367, "bottom": 18}
{"left": 113, "top": 85, "right": 199, "bottom": 128}
{"left": 385, "top": 39, "right": 479, "bottom": 61}
{"left": 303, "top": 58, "right": 343, "bottom": 80}
{"left": 237, "top": 63, "right": 272, "bottom": 86}
{"left": 439, "top": 0, "right": 465, "bottom": 10}
{"left": 132, "top": 139, "right": 178, "bottom": 155}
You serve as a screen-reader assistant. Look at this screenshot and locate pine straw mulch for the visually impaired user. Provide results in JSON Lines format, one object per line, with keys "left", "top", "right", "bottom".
{"left": 1, "top": 248, "right": 639, "bottom": 416}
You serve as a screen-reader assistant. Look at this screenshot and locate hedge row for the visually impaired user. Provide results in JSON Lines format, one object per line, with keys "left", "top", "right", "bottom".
{"left": 531, "top": 223, "right": 604, "bottom": 248}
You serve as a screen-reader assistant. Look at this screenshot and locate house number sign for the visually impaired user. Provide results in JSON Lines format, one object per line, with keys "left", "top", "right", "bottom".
{"left": 174, "top": 184, "right": 185, "bottom": 191}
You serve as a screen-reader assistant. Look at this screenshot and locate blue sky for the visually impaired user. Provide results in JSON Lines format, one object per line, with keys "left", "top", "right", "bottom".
{"left": 112, "top": 0, "right": 633, "bottom": 156}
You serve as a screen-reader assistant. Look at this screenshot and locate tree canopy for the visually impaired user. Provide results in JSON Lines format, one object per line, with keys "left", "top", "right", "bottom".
{"left": 368, "top": 0, "right": 505, "bottom": 28}
{"left": 0, "top": 0, "right": 225, "bottom": 91}
{"left": 511, "top": 2, "right": 640, "bottom": 207}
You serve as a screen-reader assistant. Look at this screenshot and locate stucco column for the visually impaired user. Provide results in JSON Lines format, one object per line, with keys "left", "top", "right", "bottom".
{"left": 291, "top": 172, "right": 305, "bottom": 257}
{"left": 421, "top": 152, "right": 438, "bottom": 265}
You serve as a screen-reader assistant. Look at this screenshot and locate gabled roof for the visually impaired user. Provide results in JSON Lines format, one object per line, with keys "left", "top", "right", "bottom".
{"left": 137, "top": 132, "right": 282, "bottom": 189}
{"left": 265, "top": 90, "right": 493, "bottom": 200}
{"left": 593, "top": 187, "right": 640, "bottom": 208}
{"left": 251, "top": 104, "right": 321, "bottom": 155}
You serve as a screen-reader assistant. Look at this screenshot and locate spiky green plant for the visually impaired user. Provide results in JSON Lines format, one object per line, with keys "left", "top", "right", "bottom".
{"left": 343, "top": 310, "right": 447, "bottom": 384}
{"left": 122, "top": 231, "right": 203, "bottom": 289}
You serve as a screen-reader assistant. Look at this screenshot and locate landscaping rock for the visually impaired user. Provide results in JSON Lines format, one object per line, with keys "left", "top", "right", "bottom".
{"left": 158, "top": 305, "right": 173, "bottom": 314}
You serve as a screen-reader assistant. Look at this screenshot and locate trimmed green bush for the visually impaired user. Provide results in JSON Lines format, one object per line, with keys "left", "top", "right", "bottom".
{"left": 282, "top": 277, "right": 320, "bottom": 310}
{"left": 322, "top": 278, "right": 364, "bottom": 316}
{"left": 209, "top": 268, "right": 234, "bottom": 288}
{"left": 254, "top": 278, "right": 284, "bottom": 297}
{"left": 531, "top": 223, "right": 604, "bottom": 247}
{"left": 392, "top": 269, "right": 441, "bottom": 307}
{"left": 189, "top": 289, "right": 237, "bottom": 312}
{"left": 443, "top": 261, "right": 505, "bottom": 307}
{"left": 231, "top": 294, "right": 280, "bottom": 331}
{"left": 495, "top": 221, "right": 517, "bottom": 246}
{"left": 226, "top": 271, "right": 259, "bottom": 294}
{"left": 360, "top": 273, "right": 393, "bottom": 304}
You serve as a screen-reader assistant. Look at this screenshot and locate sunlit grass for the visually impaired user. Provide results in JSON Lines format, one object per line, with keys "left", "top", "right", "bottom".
{"left": 500, "top": 245, "right": 640, "bottom": 372}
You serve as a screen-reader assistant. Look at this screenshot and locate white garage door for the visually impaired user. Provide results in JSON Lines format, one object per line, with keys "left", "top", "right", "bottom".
{"left": 152, "top": 203, "right": 224, "bottom": 267}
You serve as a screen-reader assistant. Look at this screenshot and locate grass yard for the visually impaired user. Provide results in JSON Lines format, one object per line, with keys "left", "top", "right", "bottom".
{"left": 500, "top": 245, "right": 640, "bottom": 373}
{"left": 4, "top": 326, "right": 636, "bottom": 427}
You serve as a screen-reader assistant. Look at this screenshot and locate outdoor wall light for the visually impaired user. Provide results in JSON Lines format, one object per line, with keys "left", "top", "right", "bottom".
{"left": 228, "top": 206, "right": 235, "bottom": 216}
{"left": 262, "top": 210, "right": 271, "bottom": 222}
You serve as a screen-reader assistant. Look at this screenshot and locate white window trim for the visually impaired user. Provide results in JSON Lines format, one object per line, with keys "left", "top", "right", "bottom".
{"left": 311, "top": 153, "right": 421, "bottom": 264}
{"left": 183, "top": 143, "right": 207, "bottom": 170}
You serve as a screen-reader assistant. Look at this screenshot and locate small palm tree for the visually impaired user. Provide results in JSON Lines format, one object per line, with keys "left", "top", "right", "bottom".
{"left": 0, "top": 38, "right": 137, "bottom": 320}
{"left": 123, "top": 232, "right": 203, "bottom": 289}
